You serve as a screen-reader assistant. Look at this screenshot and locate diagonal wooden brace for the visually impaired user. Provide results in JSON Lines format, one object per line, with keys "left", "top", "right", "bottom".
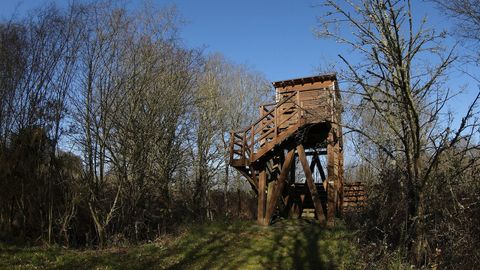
{"left": 297, "top": 144, "right": 327, "bottom": 223}
{"left": 263, "top": 149, "right": 295, "bottom": 225}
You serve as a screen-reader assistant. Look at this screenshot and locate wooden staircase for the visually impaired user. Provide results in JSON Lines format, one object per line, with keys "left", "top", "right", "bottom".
{"left": 229, "top": 91, "right": 306, "bottom": 192}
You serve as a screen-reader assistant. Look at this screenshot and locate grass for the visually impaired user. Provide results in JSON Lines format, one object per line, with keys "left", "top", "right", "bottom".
{"left": 0, "top": 219, "right": 363, "bottom": 269}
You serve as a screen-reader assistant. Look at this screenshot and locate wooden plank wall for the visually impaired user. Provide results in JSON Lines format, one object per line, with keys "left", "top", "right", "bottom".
{"left": 275, "top": 80, "right": 335, "bottom": 127}
{"left": 342, "top": 182, "right": 367, "bottom": 212}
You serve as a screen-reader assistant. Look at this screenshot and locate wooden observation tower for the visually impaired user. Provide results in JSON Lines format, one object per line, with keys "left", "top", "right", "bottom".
{"left": 229, "top": 73, "right": 344, "bottom": 226}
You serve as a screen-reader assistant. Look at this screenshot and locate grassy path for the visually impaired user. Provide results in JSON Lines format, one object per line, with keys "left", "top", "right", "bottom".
{"left": 0, "top": 220, "right": 362, "bottom": 269}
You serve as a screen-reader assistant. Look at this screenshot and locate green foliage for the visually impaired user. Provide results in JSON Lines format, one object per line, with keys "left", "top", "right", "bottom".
{"left": 0, "top": 220, "right": 362, "bottom": 269}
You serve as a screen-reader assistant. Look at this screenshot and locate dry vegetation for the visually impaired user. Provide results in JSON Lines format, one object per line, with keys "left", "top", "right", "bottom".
{"left": 0, "top": 0, "right": 479, "bottom": 269}
{"left": 0, "top": 2, "right": 269, "bottom": 248}
{"left": 317, "top": 0, "right": 480, "bottom": 267}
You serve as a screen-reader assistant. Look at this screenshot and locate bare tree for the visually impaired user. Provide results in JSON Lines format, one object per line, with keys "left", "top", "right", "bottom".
{"left": 437, "top": 0, "right": 480, "bottom": 33}
{"left": 189, "top": 54, "right": 271, "bottom": 219}
{"left": 431, "top": 0, "right": 480, "bottom": 144}
{"left": 0, "top": 3, "right": 83, "bottom": 244}
{"left": 110, "top": 17, "right": 201, "bottom": 237}
{"left": 216, "top": 58, "right": 271, "bottom": 217}
{"left": 71, "top": 3, "right": 129, "bottom": 246}
{"left": 70, "top": 2, "right": 203, "bottom": 244}
{"left": 315, "top": 0, "right": 480, "bottom": 265}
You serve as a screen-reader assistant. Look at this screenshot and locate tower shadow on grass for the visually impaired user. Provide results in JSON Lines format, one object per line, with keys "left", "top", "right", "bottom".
{"left": 165, "top": 219, "right": 356, "bottom": 270}
{"left": 268, "top": 219, "right": 337, "bottom": 270}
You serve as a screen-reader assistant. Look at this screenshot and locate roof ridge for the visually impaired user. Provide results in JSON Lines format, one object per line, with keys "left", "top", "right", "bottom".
{"left": 272, "top": 73, "right": 337, "bottom": 88}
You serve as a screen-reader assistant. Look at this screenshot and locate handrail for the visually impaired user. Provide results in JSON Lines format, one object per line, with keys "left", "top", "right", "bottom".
{"left": 230, "top": 91, "right": 306, "bottom": 165}
{"left": 230, "top": 87, "right": 338, "bottom": 166}
{"left": 232, "top": 92, "right": 298, "bottom": 134}
{"left": 260, "top": 102, "right": 276, "bottom": 107}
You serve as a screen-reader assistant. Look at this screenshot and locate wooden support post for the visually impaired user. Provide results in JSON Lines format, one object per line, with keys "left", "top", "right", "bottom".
{"left": 266, "top": 180, "right": 274, "bottom": 212}
{"left": 250, "top": 126, "right": 254, "bottom": 160}
{"left": 337, "top": 126, "right": 344, "bottom": 216}
{"left": 296, "top": 90, "right": 301, "bottom": 108}
{"left": 294, "top": 92, "right": 299, "bottom": 124}
{"left": 297, "top": 144, "right": 326, "bottom": 223}
{"left": 282, "top": 188, "right": 295, "bottom": 219}
{"left": 291, "top": 201, "right": 302, "bottom": 219}
{"left": 326, "top": 129, "right": 336, "bottom": 226}
{"left": 242, "top": 131, "right": 247, "bottom": 162}
{"left": 264, "top": 149, "right": 295, "bottom": 225}
{"left": 283, "top": 153, "right": 296, "bottom": 218}
{"left": 309, "top": 155, "right": 316, "bottom": 175}
{"left": 257, "top": 168, "right": 266, "bottom": 225}
{"left": 290, "top": 154, "right": 296, "bottom": 183}
{"left": 259, "top": 106, "right": 265, "bottom": 148}
{"left": 274, "top": 107, "right": 278, "bottom": 138}
{"left": 311, "top": 152, "right": 328, "bottom": 215}
{"left": 298, "top": 192, "right": 306, "bottom": 218}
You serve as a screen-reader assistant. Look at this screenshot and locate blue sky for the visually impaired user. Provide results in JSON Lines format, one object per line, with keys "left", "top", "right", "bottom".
{"left": 2, "top": 0, "right": 478, "bottom": 118}
{"left": 2, "top": 0, "right": 479, "bottom": 167}
{"left": 1, "top": 0, "right": 330, "bottom": 81}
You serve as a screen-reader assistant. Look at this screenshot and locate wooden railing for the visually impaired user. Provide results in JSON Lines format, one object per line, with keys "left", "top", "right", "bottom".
{"left": 229, "top": 91, "right": 305, "bottom": 165}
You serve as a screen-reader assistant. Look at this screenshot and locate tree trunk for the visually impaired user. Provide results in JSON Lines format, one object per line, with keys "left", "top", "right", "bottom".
{"left": 414, "top": 188, "right": 427, "bottom": 266}
{"left": 224, "top": 164, "right": 229, "bottom": 217}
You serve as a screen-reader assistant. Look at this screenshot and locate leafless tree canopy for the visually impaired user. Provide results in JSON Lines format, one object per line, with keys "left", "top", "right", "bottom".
{"left": 432, "top": 0, "right": 480, "bottom": 66}
{"left": 0, "top": 2, "right": 270, "bottom": 247}
{"left": 433, "top": 0, "right": 480, "bottom": 40}
{"left": 315, "top": 0, "right": 480, "bottom": 267}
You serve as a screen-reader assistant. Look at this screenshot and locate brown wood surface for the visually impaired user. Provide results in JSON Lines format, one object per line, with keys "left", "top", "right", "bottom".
{"left": 297, "top": 144, "right": 326, "bottom": 223}
{"left": 264, "top": 149, "right": 295, "bottom": 225}
{"left": 343, "top": 182, "right": 367, "bottom": 211}
{"left": 229, "top": 74, "right": 345, "bottom": 226}
{"left": 257, "top": 169, "right": 266, "bottom": 225}
{"left": 327, "top": 129, "right": 336, "bottom": 226}
{"left": 276, "top": 81, "right": 334, "bottom": 92}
